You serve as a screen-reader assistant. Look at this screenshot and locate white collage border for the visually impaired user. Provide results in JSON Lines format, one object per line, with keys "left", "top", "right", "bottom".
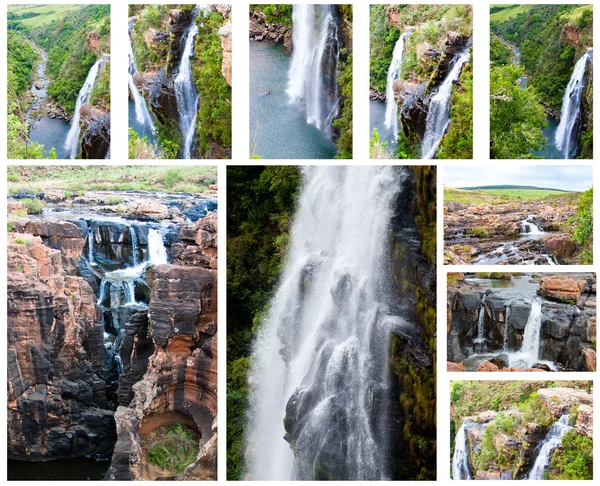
{"left": 0, "top": 0, "right": 597, "bottom": 483}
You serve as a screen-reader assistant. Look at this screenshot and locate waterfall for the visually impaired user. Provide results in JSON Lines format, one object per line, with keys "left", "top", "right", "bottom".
{"left": 245, "top": 166, "right": 404, "bottom": 480}
{"left": 474, "top": 299, "right": 486, "bottom": 343}
{"left": 287, "top": 5, "right": 340, "bottom": 136}
{"left": 88, "top": 227, "right": 96, "bottom": 266}
{"left": 97, "top": 280, "right": 108, "bottom": 306}
{"left": 503, "top": 301, "right": 512, "bottom": 352}
{"left": 529, "top": 415, "right": 573, "bottom": 479}
{"left": 128, "top": 21, "right": 155, "bottom": 130}
{"left": 130, "top": 226, "right": 140, "bottom": 266}
{"left": 452, "top": 423, "right": 473, "bottom": 480}
{"left": 384, "top": 30, "right": 413, "bottom": 139}
{"left": 520, "top": 216, "right": 544, "bottom": 235}
{"left": 148, "top": 229, "right": 168, "bottom": 265}
{"left": 123, "top": 281, "right": 136, "bottom": 305}
{"left": 174, "top": 7, "right": 200, "bottom": 159}
{"left": 421, "top": 48, "right": 470, "bottom": 159}
{"left": 555, "top": 50, "right": 592, "bottom": 159}
{"left": 64, "top": 56, "right": 108, "bottom": 159}
{"left": 509, "top": 298, "right": 542, "bottom": 368}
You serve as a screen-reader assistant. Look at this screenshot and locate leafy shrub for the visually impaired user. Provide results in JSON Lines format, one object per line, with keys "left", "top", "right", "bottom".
{"left": 146, "top": 423, "right": 199, "bottom": 474}
{"left": 23, "top": 198, "right": 45, "bottom": 215}
{"left": 163, "top": 169, "right": 184, "bottom": 189}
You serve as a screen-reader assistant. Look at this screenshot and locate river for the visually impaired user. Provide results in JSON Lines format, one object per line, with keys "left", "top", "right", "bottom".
{"left": 249, "top": 41, "right": 336, "bottom": 159}
{"left": 370, "top": 99, "right": 397, "bottom": 155}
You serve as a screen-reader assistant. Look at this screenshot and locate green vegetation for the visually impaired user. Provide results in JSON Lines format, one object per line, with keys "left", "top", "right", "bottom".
{"left": 227, "top": 166, "right": 301, "bottom": 479}
{"left": 569, "top": 187, "right": 593, "bottom": 264}
{"left": 250, "top": 4, "right": 293, "bottom": 25}
{"left": 333, "top": 6, "right": 353, "bottom": 159}
{"left": 490, "top": 4, "right": 593, "bottom": 159}
{"left": 369, "top": 4, "right": 472, "bottom": 159}
{"left": 23, "top": 198, "right": 45, "bottom": 215}
{"left": 7, "top": 4, "right": 110, "bottom": 159}
{"left": 550, "top": 429, "right": 593, "bottom": 479}
{"left": 145, "top": 423, "right": 199, "bottom": 474}
{"left": 193, "top": 9, "right": 232, "bottom": 158}
{"left": 7, "top": 165, "right": 217, "bottom": 195}
{"left": 444, "top": 186, "right": 573, "bottom": 205}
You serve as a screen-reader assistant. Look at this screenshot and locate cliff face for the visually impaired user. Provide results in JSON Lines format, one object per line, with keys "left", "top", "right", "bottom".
{"left": 107, "top": 212, "right": 218, "bottom": 480}
{"left": 7, "top": 231, "right": 116, "bottom": 461}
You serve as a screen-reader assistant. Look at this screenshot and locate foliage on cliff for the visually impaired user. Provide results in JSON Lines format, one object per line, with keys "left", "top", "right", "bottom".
{"left": 193, "top": 8, "right": 232, "bottom": 157}
{"left": 250, "top": 4, "right": 293, "bottom": 25}
{"left": 490, "top": 64, "right": 547, "bottom": 158}
{"left": 569, "top": 187, "right": 593, "bottom": 264}
{"left": 490, "top": 4, "right": 592, "bottom": 110}
{"left": 7, "top": 31, "right": 38, "bottom": 96}
{"left": 334, "top": 5, "right": 353, "bottom": 159}
{"left": 226, "top": 166, "right": 301, "bottom": 479}
{"left": 549, "top": 429, "right": 593, "bottom": 479}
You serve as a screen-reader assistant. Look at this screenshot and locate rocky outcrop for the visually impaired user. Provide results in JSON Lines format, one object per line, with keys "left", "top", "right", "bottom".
{"left": 79, "top": 105, "right": 110, "bottom": 159}
{"left": 106, "top": 213, "right": 218, "bottom": 480}
{"left": 538, "top": 275, "right": 586, "bottom": 303}
{"left": 537, "top": 387, "right": 593, "bottom": 418}
{"left": 218, "top": 20, "right": 232, "bottom": 86}
{"left": 7, "top": 233, "right": 116, "bottom": 461}
{"left": 249, "top": 10, "right": 292, "bottom": 50}
{"left": 124, "top": 199, "right": 169, "bottom": 221}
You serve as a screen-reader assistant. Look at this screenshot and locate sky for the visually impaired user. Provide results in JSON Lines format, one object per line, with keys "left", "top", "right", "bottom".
{"left": 444, "top": 165, "right": 593, "bottom": 192}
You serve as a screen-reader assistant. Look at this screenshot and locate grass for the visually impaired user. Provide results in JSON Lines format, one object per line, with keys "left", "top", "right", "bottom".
{"left": 490, "top": 4, "right": 533, "bottom": 23}
{"left": 23, "top": 198, "right": 45, "bottom": 215}
{"left": 7, "top": 166, "right": 217, "bottom": 195}
{"left": 145, "top": 423, "right": 199, "bottom": 474}
{"left": 444, "top": 187, "right": 577, "bottom": 205}
{"left": 562, "top": 5, "right": 593, "bottom": 22}
{"left": 7, "top": 4, "right": 84, "bottom": 27}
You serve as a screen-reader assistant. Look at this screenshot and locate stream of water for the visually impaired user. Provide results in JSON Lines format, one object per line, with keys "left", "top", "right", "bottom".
{"left": 245, "top": 166, "right": 406, "bottom": 479}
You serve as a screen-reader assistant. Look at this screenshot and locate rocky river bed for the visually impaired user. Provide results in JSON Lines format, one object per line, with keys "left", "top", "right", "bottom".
{"left": 444, "top": 199, "right": 582, "bottom": 265}
{"left": 7, "top": 190, "right": 217, "bottom": 480}
{"left": 447, "top": 273, "right": 596, "bottom": 372}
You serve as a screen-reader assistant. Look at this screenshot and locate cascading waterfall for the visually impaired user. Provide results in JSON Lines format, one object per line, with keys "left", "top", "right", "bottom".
{"left": 148, "top": 228, "right": 168, "bottom": 265}
{"left": 97, "top": 280, "right": 108, "bottom": 306}
{"left": 509, "top": 298, "right": 542, "bottom": 368}
{"left": 529, "top": 415, "right": 573, "bottom": 480}
{"left": 452, "top": 422, "right": 473, "bottom": 480}
{"left": 520, "top": 216, "right": 544, "bottom": 235}
{"left": 174, "top": 7, "right": 200, "bottom": 159}
{"left": 128, "top": 21, "right": 155, "bottom": 130}
{"left": 64, "top": 56, "right": 108, "bottom": 159}
{"left": 88, "top": 227, "right": 96, "bottom": 266}
{"left": 287, "top": 4, "right": 340, "bottom": 136}
{"left": 503, "top": 301, "right": 513, "bottom": 352}
{"left": 421, "top": 48, "right": 471, "bottom": 159}
{"left": 474, "top": 299, "right": 486, "bottom": 343}
{"left": 130, "top": 226, "right": 140, "bottom": 266}
{"left": 123, "top": 281, "right": 136, "bottom": 305}
{"left": 555, "top": 50, "right": 592, "bottom": 159}
{"left": 384, "top": 29, "right": 413, "bottom": 139}
{"left": 245, "top": 166, "right": 405, "bottom": 480}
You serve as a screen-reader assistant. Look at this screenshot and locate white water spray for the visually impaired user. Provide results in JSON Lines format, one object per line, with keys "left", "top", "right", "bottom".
{"left": 555, "top": 50, "right": 592, "bottom": 159}
{"left": 452, "top": 422, "right": 473, "bottom": 480}
{"left": 65, "top": 56, "right": 108, "bottom": 159}
{"left": 287, "top": 5, "right": 340, "bottom": 136}
{"left": 529, "top": 415, "right": 573, "bottom": 479}
{"left": 421, "top": 49, "right": 470, "bottom": 159}
{"left": 175, "top": 7, "right": 200, "bottom": 159}
{"left": 245, "top": 166, "right": 405, "bottom": 480}
{"left": 148, "top": 228, "right": 168, "bottom": 265}
{"left": 384, "top": 30, "right": 413, "bottom": 139}
{"left": 128, "top": 21, "right": 155, "bottom": 130}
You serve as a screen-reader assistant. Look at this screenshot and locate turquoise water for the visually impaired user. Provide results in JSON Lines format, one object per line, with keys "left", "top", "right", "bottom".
{"left": 128, "top": 100, "right": 158, "bottom": 145}
{"left": 249, "top": 41, "right": 337, "bottom": 159}
{"left": 369, "top": 99, "right": 397, "bottom": 157}
{"left": 28, "top": 118, "right": 71, "bottom": 159}
{"left": 532, "top": 117, "right": 563, "bottom": 159}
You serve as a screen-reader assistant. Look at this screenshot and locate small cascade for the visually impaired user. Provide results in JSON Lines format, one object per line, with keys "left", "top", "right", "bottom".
{"left": 520, "top": 216, "right": 544, "bottom": 235}
{"left": 509, "top": 298, "right": 543, "bottom": 368}
{"left": 174, "top": 7, "right": 200, "bottom": 159}
{"left": 130, "top": 226, "right": 140, "bottom": 266}
{"left": 97, "top": 280, "right": 108, "bottom": 306}
{"left": 503, "top": 301, "right": 513, "bottom": 352}
{"left": 148, "top": 228, "right": 168, "bottom": 265}
{"left": 529, "top": 415, "right": 573, "bottom": 479}
{"left": 123, "top": 281, "right": 136, "bottom": 305}
{"left": 474, "top": 299, "right": 486, "bottom": 343}
{"left": 287, "top": 4, "right": 340, "bottom": 136}
{"left": 88, "top": 227, "right": 96, "bottom": 266}
{"left": 555, "top": 50, "right": 592, "bottom": 159}
{"left": 128, "top": 21, "right": 155, "bottom": 130}
{"left": 452, "top": 422, "right": 473, "bottom": 480}
{"left": 384, "top": 29, "right": 413, "bottom": 139}
{"left": 421, "top": 48, "right": 471, "bottom": 159}
{"left": 64, "top": 56, "right": 109, "bottom": 159}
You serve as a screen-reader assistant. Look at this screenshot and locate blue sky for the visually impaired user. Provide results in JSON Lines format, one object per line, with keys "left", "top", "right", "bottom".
{"left": 444, "top": 165, "right": 593, "bottom": 192}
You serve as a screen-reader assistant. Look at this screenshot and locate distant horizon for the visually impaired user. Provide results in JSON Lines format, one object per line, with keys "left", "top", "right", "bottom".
{"left": 445, "top": 166, "right": 593, "bottom": 192}
{"left": 453, "top": 184, "right": 571, "bottom": 192}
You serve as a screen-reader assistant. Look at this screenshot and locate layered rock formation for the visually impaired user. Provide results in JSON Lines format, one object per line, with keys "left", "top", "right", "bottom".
{"left": 249, "top": 9, "right": 292, "bottom": 49}
{"left": 106, "top": 212, "right": 218, "bottom": 481}
{"left": 7, "top": 232, "right": 116, "bottom": 461}
{"left": 447, "top": 274, "right": 596, "bottom": 371}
